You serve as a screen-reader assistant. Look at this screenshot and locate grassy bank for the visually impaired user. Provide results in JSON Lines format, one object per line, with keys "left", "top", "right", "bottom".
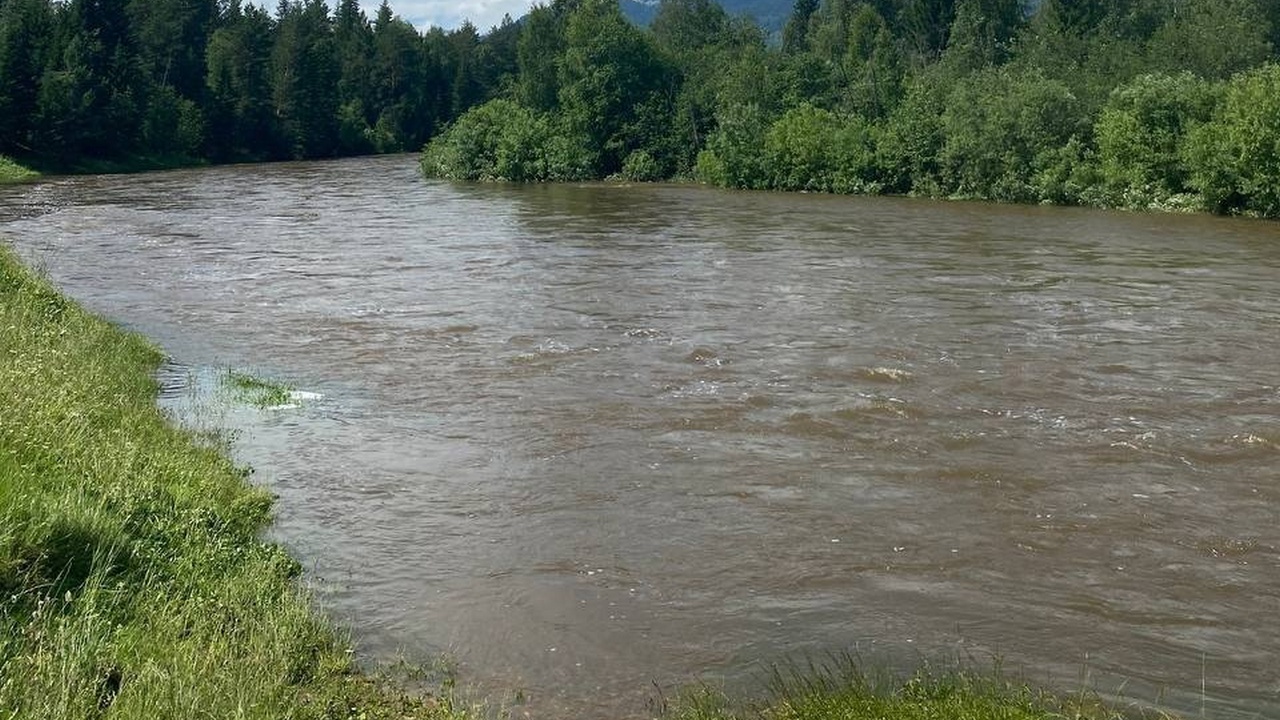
{"left": 0, "top": 156, "right": 39, "bottom": 185}
{"left": 0, "top": 247, "right": 466, "bottom": 719}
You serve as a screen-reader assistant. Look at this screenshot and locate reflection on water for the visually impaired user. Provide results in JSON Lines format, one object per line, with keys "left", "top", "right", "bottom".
{"left": 2, "top": 155, "right": 1278, "bottom": 719}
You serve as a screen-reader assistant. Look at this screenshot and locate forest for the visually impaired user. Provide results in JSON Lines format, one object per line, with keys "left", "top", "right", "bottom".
{"left": 0, "top": 0, "right": 515, "bottom": 165}
{"left": 3, "top": 0, "right": 1280, "bottom": 216}
{"left": 421, "top": 0, "right": 1280, "bottom": 218}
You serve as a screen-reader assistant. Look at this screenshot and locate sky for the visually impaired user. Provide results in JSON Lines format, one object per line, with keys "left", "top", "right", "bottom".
{"left": 355, "top": 0, "right": 541, "bottom": 31}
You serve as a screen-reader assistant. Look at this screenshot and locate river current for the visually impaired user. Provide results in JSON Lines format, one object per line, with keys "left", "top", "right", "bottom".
{"left": 2, "top": 155, "right": 1278, "bottom": 718}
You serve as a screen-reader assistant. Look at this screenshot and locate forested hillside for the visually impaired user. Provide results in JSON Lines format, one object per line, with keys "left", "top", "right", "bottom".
{"left": 422, "top": 0, "right": 1280, "bottom": 218}
{"left": 5, "top": 0, "right": 1280, "bottom": 217}
{"left": 0, "top": 0, "right": 516, "bottom": 167}
{"left": 622, "top": 0, "right": 792, "bottom": 32}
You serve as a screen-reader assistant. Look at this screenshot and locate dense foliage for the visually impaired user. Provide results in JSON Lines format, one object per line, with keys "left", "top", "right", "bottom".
{"left": 421, "top": 0, "right": 1280, "bottom": 217}
{"left": 0, "top": 0, "right": 517, "bottom": 167}
{"left": 4, "top": 0, "right": 1280, "bottom": 216}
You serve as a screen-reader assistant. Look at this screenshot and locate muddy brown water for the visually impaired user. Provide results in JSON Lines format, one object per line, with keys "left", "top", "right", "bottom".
{"left": 3, "top": 155, "right": 1278, "bottom": 718}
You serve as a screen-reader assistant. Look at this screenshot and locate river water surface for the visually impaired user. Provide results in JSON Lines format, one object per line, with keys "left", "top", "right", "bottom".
{"left": 2, "top": 155, "right": 1278, "bottom": 718}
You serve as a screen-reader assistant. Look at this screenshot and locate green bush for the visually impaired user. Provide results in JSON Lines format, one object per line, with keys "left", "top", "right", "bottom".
{"left": 1094, "top": 72, "right": 1222, "bottom": 209}
{"left": 0, "top": 155, "right": 38, "bottom": 184}
{"left": 763, "top": 104, "right": 878, "bottom": 194}
{"left": 874, "top": 74, "right": 947, "bottom": 195}
{"left": 938, "top": 67, "right": 1086, "bottom": 203}
{"left": 1185, "top": 63, "right": 1280, "bottom": 217}
{"left": 420, "top": 99, "right": 594, "bottom": 182}
{"left": 694, "top": 102, "right": 772, "bottom": 189}
{"left": 621, "top": 149, "right": 663, "bottom": 181}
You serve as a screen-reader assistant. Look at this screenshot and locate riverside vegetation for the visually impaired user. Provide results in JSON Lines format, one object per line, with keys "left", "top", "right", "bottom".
{"left": 3, "top": 0, "right": 1280, "bottom": 216}
{"left": 420, "top": 0, "right": 1280, "bottom": 218}
{"left": 0, "top": 155, "right": 37, "bottom": 184}
{"left": 0, "top": 244, "right": 1190, "bottom": 717}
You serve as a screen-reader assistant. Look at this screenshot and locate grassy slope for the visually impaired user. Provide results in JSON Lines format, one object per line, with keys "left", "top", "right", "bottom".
{"left": 0, "top": 248, "right": 467, "bottom": 719}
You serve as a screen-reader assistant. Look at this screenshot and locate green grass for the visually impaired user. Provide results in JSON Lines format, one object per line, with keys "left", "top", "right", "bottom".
{"left": 665, "top": 657, "right": 1179, "bottom": 720}
{"left": 0, "top": 247, "right": 472, "bottom": 719}
{"left": 223, "top": 370, "right": 296, "bottom": 408}
{"left": 0, "top": 156, "right": 39, "bottom": 184}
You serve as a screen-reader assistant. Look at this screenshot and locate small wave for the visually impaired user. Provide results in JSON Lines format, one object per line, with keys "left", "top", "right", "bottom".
{"left": 623, "top": 327, "right": 665, "bottom": 340}
{"left": 666, "top": 380, "right": 722, "bottom": 398}
{"left": 1228, "top": 433, "right": 1275, "bottom": 449}
{"left": 155, "top": 361, "right": 194, "bottom": 399}
{"left": 859, "top": 366, "right": 913, "bottom": 383}
{"left": 510, "top": 339, "right": 602, "bottom": 366}
{"left": 832, "top": 396, "right": 916, "bottom": 420}
{"left": 685, "top": 347, "right": 725, "bottom": 366}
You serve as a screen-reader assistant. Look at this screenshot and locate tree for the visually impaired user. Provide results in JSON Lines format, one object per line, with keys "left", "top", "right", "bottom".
{"left": 1145, "top": 0, "right": 1272, "bottom": 80}
{"left": 367, "top": 2, "right": 440, "bottom": 151}
{"left": 204, "top": 1, "right": 275, "bottom": 159}
{"left": 694, "top": 101, "right": 771, "bottom": 189}
{"left": 34, "top": 0, "right": 146, "bottom": 158}
{"left": 842, "top": 3, "right": 903, "bottom": 119}
{"left": 515, "top": 3, "right": 567, "bottom": 112}
{"left": 271, "top": 0, "right": 340, "bottom": 158}
{"left": 651, "top": 0, "right": 727, "bottom": 55}
{"left": 781, "top": 0, "right": 818, "bottom": 54}
{"left": 333, "top": 0, "right": 373, "bottom": 132}
{"left": 444, "top": 21, "right": 483, "bottom": 119}
{"left": 763, "top": 104, "right": 877, "bottom": 193}
{"left": 0, "top": 0, "right": 53, "bottom": 155}
{"left": 898, "top": 0, "right": 957, "bottom": 64}
{"left": 127, "top": 0, "right": 215, "bottom": 100}
{"left": 556, "top": 0, "right": 674, "bottom": 175}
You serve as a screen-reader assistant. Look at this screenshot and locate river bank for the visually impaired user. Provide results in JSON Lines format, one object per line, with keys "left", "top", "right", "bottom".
{"left": 0, "top": 247, "right": 467, "bottom": 719}
{"left": 0, "top": 237, "right": 1191, "bottom": 720}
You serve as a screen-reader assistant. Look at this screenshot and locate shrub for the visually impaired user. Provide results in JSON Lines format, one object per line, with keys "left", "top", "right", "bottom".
{"left": 1185, "top": 63, "right": 1280, "bottom": 217}
{"left": 621, "top": 149, "right": 663, "bottom": 181}
{"left": 762, "top": 104, "right": 878, "bottom": 194}
{"left": 420, "top": 99, "right": 593, "bottom": 182}
{"left": 938, "top": 67, "right": 1086, "bottom": 203}
{"left": 1093, "top": 72, "right": 1222, "bottom": 209}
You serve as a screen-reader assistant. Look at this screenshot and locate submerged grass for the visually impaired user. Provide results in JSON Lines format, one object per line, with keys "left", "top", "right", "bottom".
{"left": 0, "top": 247, "right": 470, "bottom": 719}
{"left": 666, "top": 656, "right": 1179, "bottom": 720}
{"left": 223, "top": 370, "right": 295, "bottom": 408}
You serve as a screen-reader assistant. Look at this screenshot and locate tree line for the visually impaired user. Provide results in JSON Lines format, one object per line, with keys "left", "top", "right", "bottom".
{"left": 4, "top": 0, "right": 1280, "bottom": 217}
{"left": 421, "top": 0, "right": 1280, "bottom": 218}
{"left": 0, "top": 0, "right": 518, "bottom": 166}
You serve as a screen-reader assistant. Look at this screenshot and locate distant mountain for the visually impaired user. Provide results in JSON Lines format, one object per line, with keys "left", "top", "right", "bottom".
{"left": 620, "top": 0, "right": 792, "bottom": 33}
{"left": 621, "top": 0, "right": 1046, "bottom": 34}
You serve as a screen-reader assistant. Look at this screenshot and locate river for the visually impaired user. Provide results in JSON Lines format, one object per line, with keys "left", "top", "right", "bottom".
{"left": 2, "top": 155, "right": 1277, "bottom": 719}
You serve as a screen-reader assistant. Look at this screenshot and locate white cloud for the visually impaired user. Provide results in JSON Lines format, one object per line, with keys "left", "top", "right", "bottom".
{"left": 356, "top": 0, "right": 537, "bottom": 31}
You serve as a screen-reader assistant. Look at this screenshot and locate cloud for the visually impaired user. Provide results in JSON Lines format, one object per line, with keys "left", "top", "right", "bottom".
{"left": 357, "top": 0, "right": 536, "bottom": 31}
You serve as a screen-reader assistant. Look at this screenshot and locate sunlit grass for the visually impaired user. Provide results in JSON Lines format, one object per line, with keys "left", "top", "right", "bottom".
{"left": 0, "top": 247, "right": 470, "bottom": 719}
{"left": 0, "top": 155, "right": 38, "bottom": 184}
